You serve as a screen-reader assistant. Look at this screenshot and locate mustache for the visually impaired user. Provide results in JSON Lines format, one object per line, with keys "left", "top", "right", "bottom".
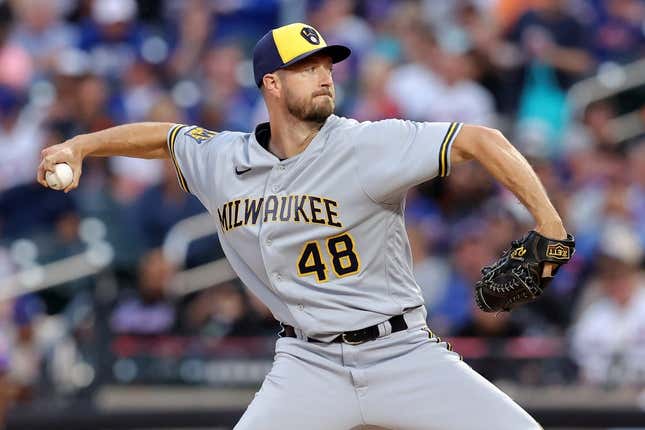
{"left": 312, "top": 89, "right": 333, "bottom": 98}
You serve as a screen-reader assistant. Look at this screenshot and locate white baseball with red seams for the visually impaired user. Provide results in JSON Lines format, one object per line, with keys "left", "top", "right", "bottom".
{"left": 45, "top": 163, "right": 73, "bottom": 190}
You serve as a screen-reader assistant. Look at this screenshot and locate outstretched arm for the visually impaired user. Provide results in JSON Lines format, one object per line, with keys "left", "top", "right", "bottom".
{"left": 450, "top": 125, "right": 567, "bottom": 275}
{"left": 37, "top": 122, "right": 174, "bottom": 193}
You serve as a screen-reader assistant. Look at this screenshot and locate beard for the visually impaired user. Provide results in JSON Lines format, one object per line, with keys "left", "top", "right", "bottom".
{"left": 284, "top": 87, "right": 335, "bottom": 124}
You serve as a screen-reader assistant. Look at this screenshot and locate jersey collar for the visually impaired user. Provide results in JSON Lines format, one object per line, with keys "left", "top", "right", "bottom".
{"left": 248, "top": 114, "right": 338, "bottom": 166}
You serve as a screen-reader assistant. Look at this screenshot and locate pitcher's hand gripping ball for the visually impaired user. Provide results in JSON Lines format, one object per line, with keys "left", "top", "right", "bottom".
{"left": 475, "top": 231, "right": 575, "bottom": 312}
{"left": 45, "top": 163, "right": 74, "bottom": 190}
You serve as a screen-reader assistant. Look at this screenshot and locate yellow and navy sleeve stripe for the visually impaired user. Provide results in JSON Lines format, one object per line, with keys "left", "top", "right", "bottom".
{"left": 167, "top": 124, "right": 191, "bottom": 193}
{"left": 438, "top": 122, "right": 463, "bottom": 178}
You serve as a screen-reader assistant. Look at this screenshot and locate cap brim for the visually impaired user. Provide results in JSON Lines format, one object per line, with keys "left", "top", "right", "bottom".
{"left": 279, "top": 44, "right": 351, "bottom": 70}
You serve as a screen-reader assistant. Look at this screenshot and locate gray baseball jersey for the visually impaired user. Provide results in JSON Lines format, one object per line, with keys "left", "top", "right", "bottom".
{"left": 167, "top": 115, "right": 462, "bottom": 342}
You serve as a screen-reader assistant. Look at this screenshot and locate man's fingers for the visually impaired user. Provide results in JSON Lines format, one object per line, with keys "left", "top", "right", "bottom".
{"left": 38, "top": 140, "right": 84, "bottom": 191}
{"left": 41, "top": 154, "right": 59, "bottom": 173}
{"left": 542, "top": 262, "right": 556, "bottom": 277}
{"left": 37, "top": 159, "right": 52, "bottom": 187}
{"left": 37, "top": 162, "right": 46, "bottom": 186}
{"left": 64, "top": 167, "right": 81, "bottom": 193}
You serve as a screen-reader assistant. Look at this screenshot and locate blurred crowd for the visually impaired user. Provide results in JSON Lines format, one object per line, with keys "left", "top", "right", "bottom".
{"left": 0, "top": 0, "right": 644, "bottom": 412}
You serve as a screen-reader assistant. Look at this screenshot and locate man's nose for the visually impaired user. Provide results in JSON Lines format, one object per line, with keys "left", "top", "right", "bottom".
{"left": 319, "top": 68, "right": 332, "bottom": 87}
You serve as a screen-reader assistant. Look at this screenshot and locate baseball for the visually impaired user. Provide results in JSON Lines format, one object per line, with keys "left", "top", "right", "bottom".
{"left": 45, "top": 163, "right": 74, "bottom": 190}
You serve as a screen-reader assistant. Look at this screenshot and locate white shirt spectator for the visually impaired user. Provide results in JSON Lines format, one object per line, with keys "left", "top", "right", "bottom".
{"left": 0, "top": 106, "right": 45, "bottom": 192}
{"left": 387, "top": 63, "right": 495, "bottom": 125}
{"left": 571, "top": 281, "right": 645, "bottom": 385}
{"left": 427, "top": 79, "right": 495, "bottom": 125}
{"left": 386, "top": 63, "right": 442, "bottom": 121}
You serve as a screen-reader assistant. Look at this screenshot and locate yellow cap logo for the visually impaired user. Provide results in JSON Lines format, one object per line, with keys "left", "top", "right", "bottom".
{"left": 273, "top": 23, "right": 328, "bottom": 63}
{"left": 300, "top": 27, "right": 320, "bottom": 45}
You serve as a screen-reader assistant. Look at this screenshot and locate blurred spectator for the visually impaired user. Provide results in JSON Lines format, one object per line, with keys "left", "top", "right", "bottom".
{"left": 428, "top": 219, "right": 497, "bottom": 335}
{"left": 570, "top": 225, "right": 645, "bottom": 386}
{"left": 166, "top": 0, "right": 212, "bottom": 80}
{"left": 110, "top": 248, "right": 177, "bottom": 335}
{"left": 427, "top": 48, "right": 496, "bottom": 125}
{"left": 386, "top": 21, "right": 442, "bottom": 121}
{"left": 508, "top": 0, "right": 594, "bottom": 155}
{"left": 0, "top": 181, "right": 77, "bottom": 242}
{"left": 199, "top": 41, "right": 257, "bottom": 131}
{"left": 457, "top": 307, "right": 524, "bottom": 337}
{"left": 234, "top": 292, "right": 281, "bottom": 336}
{"left": 129, "top": 160, "right": 206, "bottom": 250}
{"left": 183, "top": 282, "right": 248, "bottom": 337}
{"left": 406, "top": 190, "right": 451, "bottom": 314}
{"left": 78, "top": 0, "right": 143, "bottom": 77}
{"left": 351, "top": 55, "right": 400, "bottom": 121}
{"left": 435, "top": 162, "right": 497, "bottom": 220}
{"left": 454, "top": 1, "right": 517, "bottom": 113}
{"left": 590, "top": 0, "right": 645, "bottom": 64}
{"left": 118, "top": 60, "right": 164, "bottom": 123}
{"left": 9, "top": 0, "right": 76, "bottom": 77}
{"left": 74, "top": 74, "right": 116, "bottom": 133}
{"left": 309, "top": 0, "right": 374, "bottom": 55}
{"left": 307, "top": 0, "right": 372, "bottom": 97}
{"left": 109, "top": 61, "right": 167, "bottom": 200}
{"left": 0, "top": 3, "right": 33, "bottom": 90}
{"left": 0, "top": 85, "right": 45, "bottom": 192}
{"left": 0, "top": 117, "right": 78, "bottom": 243}
{"left": 628, "top": 141, "right": 645, "bottom": 244}
{"left": 1, "top": 295, "right": 46, "bottom": 407}
{"left": 0, "top": 299, "right": 14, "bottom": 427}
{"left": 508, "top": 0, "right": 593, "bottom": 90}
{"left": 8, "top": 295, "right": 44, "bottom": 392}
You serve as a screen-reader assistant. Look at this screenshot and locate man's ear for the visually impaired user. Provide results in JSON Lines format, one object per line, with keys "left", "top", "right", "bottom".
{"left": 262, "top": 73, "right": 281, "bottom": 96}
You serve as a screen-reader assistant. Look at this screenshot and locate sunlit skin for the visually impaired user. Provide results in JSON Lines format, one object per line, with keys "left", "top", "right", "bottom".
{"left": 280, "top": 55, "right": 335, "bottom": 123}
{"left": 260, "top": 53, "right": 335, "bottom": 159}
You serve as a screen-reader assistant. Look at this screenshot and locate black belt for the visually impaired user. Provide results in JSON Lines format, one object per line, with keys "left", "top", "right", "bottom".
{"left": 280, "top": 314, "right": 408, "bottom": 345}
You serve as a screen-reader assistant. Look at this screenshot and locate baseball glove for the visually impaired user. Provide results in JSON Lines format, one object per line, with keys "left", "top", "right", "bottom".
{"left": 475, "top": 230, "right": 575, "bottom": 312}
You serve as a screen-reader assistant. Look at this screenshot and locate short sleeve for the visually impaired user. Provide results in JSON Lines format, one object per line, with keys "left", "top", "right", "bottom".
{"left": 353, "top": 119, "right": 462, "bottom": 204}
{"left": 167, "top": 124, "right": 219, "bottom": 208}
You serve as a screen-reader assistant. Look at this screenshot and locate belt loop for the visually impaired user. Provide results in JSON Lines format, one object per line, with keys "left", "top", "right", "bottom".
{"left": 403, "top": 305, "right": 427, "bottom": 329}
{"left": 377, "top": 320, "right": 392, "bottom": 337}
{"left": 294, "top": 327, "right": 308, "bottom": 341}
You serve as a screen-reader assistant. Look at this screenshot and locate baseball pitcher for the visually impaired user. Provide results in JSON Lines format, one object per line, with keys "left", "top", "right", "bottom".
{"left": 38, "top": 23, "right": 574, "bottom": 429}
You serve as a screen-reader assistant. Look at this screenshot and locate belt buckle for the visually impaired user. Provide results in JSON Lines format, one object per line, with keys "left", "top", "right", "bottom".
{"left": 341, "top": 332, "right": 365, "bottom": 345}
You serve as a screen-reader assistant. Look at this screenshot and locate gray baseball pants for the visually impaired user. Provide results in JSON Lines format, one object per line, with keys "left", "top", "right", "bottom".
{"left": 234, "top": 307, "right": 541, "bottom": 430}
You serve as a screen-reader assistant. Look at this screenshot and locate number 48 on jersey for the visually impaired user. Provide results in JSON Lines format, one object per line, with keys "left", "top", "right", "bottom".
{"left": 297, "top": 232, "right": 361, "bottom": 283}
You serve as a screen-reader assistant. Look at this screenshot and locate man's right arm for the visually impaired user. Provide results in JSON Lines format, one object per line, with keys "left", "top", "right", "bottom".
{"left": 37, "top": 122, "right": 174, "bottom": 193}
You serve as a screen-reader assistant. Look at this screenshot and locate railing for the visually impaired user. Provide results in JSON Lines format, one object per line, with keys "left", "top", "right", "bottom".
{"left": 0, "top": 218, "right": 114, "bottom": 301}
{"left": 568, "top": 58, "right": 645, "bottom": 143}
{"left": 161, "top": 213, "right": 236, "bottom": 297}
{"left": 0, "top": 212, "right": 230, "bottom": 301}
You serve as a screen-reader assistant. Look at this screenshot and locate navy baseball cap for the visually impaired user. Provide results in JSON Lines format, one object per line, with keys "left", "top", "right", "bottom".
{"left": 253, "top": 22, "right": 351, "bottom": 88}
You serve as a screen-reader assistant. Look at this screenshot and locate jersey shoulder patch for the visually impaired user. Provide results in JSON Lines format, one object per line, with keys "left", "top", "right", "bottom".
{"left": 185, "top": 126, "right": 218, "bottom": 144}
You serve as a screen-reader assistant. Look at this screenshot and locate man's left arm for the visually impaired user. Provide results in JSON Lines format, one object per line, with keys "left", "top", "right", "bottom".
{"left": 450, "top": 125, "right": 566, "bottom": 275}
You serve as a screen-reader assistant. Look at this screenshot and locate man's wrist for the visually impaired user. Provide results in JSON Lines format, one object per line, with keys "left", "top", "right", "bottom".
{"left": 534, "top": 218, "right": 567, "bottom": 239}
{"left": 71, "top": 134, "right": 93, "bottom": 158}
